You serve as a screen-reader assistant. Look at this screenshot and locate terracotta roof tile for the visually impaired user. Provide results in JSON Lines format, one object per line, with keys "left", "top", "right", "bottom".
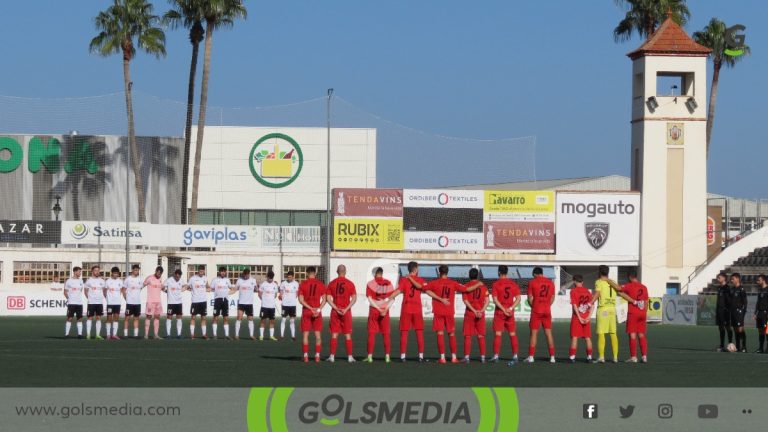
{"left": 628, "top": 17, "right": 711, "bottom": 59}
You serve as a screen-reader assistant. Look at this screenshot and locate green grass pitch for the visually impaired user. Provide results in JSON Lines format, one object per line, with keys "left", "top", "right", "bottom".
{"left": 1, "top": 317, "right": 767, "bottom": 387}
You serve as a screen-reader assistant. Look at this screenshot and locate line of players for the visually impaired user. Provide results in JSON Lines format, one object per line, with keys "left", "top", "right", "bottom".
{"left": 713, "top": 272, "right": 768, "bottom": 353}
{"left": 61, "top": 264, "right": 300, "bottom": 341}
{"left": 300, "top": 262, "right": 650, "bottom": 364}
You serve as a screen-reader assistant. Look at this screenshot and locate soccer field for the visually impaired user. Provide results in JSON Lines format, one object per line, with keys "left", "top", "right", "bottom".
{"left": 2, "top": 317, "right": 767, "bottom": 388}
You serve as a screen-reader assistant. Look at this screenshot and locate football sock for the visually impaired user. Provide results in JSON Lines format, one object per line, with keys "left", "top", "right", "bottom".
{"left": 727, "top": 328, "right": 734, "bottom": 344}
{"left": 133, "top": 327, "right": 139, "bottom": 337}
{"left": 176, "top": 319, "right": 182, "bottom": 336}
{"left": 345, "top": 339, "right": 353, "bottom": 356}
{"left": 511, "top": 335, "right": 519, "bottom": 355}
{"left": 736, "top": 332, "right": 741, "bottom": 350}
{"left": 235, "top": 321, "right": 241, "bottom": 337}
{"left": 610, "top": 334, "right": 619, "bottom": 359}
{"left": 86, "top": 320, "right": 92, "bottom": 338}
{"left": 330, "top": 338, "right": 338, "bottom": 356}
{"left": 95, "top": 320, "right": 102, "bottom": 337}
{"left": 302, "top": 344, "right": 309, "bottom": 355}
{"left": 65, "top": 322, "right": 71, "bottom": 336}
{"left": 166, "top": 320, "right": 172, "bottom": 336}
{"left": 400, "top": 331, "right": 408, "bottom": 356}
{"left": 367, "top": 333, "right": 375, "bottom": 355}
{"left": 315, "top": 343, "right": 321, "bottom": 356}
{"left": 629, "top": 338, "right": 637, "bottom": 358}
{"left": 464, "top": 336, "right": 472, "bottom": 357}
{"left": 569, "top": 347, "right": 576, "bottom": 358}
{"left": 639, "top": 337, "right": 647, "bottom": 356}
{"left": 416, "top": 330, "right": 424, "bottom": 354}
{"left": 113, "top": 323, "right": 119, "bottom": 337}
{"left": 478, "top": 336, "right": 486, "bottom": 356}
{"left": 224, "top": 325, "right": 229, "bottom": 337}
{"left": 145, "top": 319, "right": 150, "bottom": 337}
{"left": 449, "top": 335, "right": 457, "bottom": 356}
{"left": 598, "top": 334, "right": 606, "bottom": 359}
{"left": 289, "top": 319, "right": 296, "bottom": 338}
{"left": 741, "top": 332, "right": 747, "bottom": 350}
{"left": 383, "top": 335, "right": 391, "bottom": 355}
{"left": 190, "top": 323, "right": 196, "bottom": 337}
{"left": 248, "top": 321, "right": 254, "bottom": 337}
{"left": 528, "top": 346, "right": 535, "bottom": 357}
{"left": 269, "top": 327, "right": 274, "bottom": 338}
{"left": 493, "top": 335, "right": 501, "bottom": 356}
{"left": 105, "top": 322, "right": 112, "bottom": 336}
{"left": 153, "top": 319, "right": 159, "bottom": 337}
{"left": 280, "top": 318, "right": 286, "bottom": 337}
{"left": 548, "top": 346, "right": 555, "bottom": 357}
{"left": 76, "top": 322, "right": 82, "bottom": 336}
{"left": 718, "top": 326, "right": 725, "bottom": 347}
{"left": 437, "top": 336, "right": 445, "bottom": 355}
{"left": 201, "top": 324, "right": 207, "bottom": 336}
{"left": 260, "top": 327, "right": 265, "bottom": 338}
{"left": 124, "top": 326, "right": 128, "bottom": 337}
{"left": 587, "top": 347, "right": 593, "bottom": 357}
{"left": 212, "top": 323, "right": 218, "bottom": 337}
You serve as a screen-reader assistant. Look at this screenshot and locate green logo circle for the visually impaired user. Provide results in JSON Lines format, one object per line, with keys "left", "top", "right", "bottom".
{"left": 249, "top": 133, "right": 304, "bottom": 188}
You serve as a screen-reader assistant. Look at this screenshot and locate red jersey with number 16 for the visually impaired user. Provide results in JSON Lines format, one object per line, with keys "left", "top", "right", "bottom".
{"left": 299, "top": 279, "right": 327, "bottom": 309}
{"left": 527, "top": 276, "right": 555, "bottom": 314}
{"left": 326, "top": 277, "right": 355, "bottom": 309}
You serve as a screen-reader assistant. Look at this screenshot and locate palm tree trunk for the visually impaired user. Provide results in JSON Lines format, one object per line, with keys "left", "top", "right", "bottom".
{"left": 705, "top": 61, "right": 721, "bottom": 159}
{"left": 123, "top": 53, "right": 147, "bottom": 222}
{"left": 190, "top": 20, "right": 214, "bottom": 224}
{"left": 180, "top": 38, "right": 201, "bottom": 224}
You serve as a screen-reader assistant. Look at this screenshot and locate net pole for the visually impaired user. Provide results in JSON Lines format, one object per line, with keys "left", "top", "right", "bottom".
{"left": 125, "top": 137, "right": 130, "bottom": 277}
{"left": 325, "top": 88, "right": 333, "bottom": 284}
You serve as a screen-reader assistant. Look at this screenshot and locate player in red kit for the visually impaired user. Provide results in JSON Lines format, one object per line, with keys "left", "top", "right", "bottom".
{"left": 525, "top": 267, "right": 556, "bottom": 363}
{"left": 365, "top": 267, "right": 396, "bottom": 363}
{"left": 491, "top": 265, "right": 521, "bottom": 363}
{"left": 462, "top": 268, "right": 490, "bottom": 363}
{"left": 298, "top": 267, "right": 326, "bottom": 363}
{"left": 568, "top": 275, "right": 594, "bottom": 363}
{"left": 325, "top": 265, "right": 357, "bottom": 363}
{"left": 425, "top": 265, "right": 480, "bottom": 364}
{"left": 389, "top": 261, "right": 427, "bottom": 362}
{"left": 619, "top": 271, "right": 649, "bottom": 363}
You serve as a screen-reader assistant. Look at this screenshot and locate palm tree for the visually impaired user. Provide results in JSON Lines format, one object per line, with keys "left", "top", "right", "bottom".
{"left": 694, "top": 18, "right": 751, "bottom": 158}
{"left": 90, "top": 0, "right": 166, "bottom": 222}
{"left": 613, "top": 0, "right": 690, "bottom": 42}
{"left": 164, "top": 0, "right": 206, "bottom": 224}
{"left": 189, "top": 0, "right": 247, "bottom": 224}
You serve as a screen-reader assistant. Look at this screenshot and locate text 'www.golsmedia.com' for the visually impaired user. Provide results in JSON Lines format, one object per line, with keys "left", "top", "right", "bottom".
{"left": 15, "top": 403, "right": 181, "bottom": 419}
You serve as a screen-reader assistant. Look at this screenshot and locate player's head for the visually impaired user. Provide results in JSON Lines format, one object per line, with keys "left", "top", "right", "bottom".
{"left": 758, "top": 274, "right": 767, "bottom": 287}
{"left": 498, "top": 265, "right": 508, "bottom": 277}
{"left": 218, "top": 266, "right": 227, "bottom": 277}
{"left": 110, "top": 266, "right": 120, "bottom": 278}
{"left": 717, "top": 272, "right": 728, "bottom": 284}
{"left": 572, "top": 274, "right": 584, "bottom": 287}
{"left": 52, "top": 273, "right": 60, "bottom": 282}
{"left": 90, "top": 265, "right": 100, "bottom": 277}
{"left": 407, "top": 261, "right": 418, "bottom": 275}
{"left": 306, "top": 266, "right": 317, "bottom": 278}
{"left": 438, "top": 265, "right": 449, "bottom": 277}
{"left": 627, "top": 270, "right": 638, "bottom": 282}
{"left": 469, "top": 268, "right": 479, "bottom": 281}
{"left": 155, "top": 266, "right": 164, "bottom": 277}
{"left": 532, "top": 267, "right": 543, "bottom": 277}
{"left": 373, "top": 267, "right": 383, "bottom": 278}
{"left": 241, "top": 268, "right": 251, "bottom": 279}
{"left": 197, "top": 265, "right": 206, "bottom": 277}
{"left": 598, "top": 265, "right": 609, "bottom": 278}
{"left": 174, "top": 269, "right": 182, "bottom": 279}
{"left": 72, "top": 266, "right": 82, "bottom": 278}
{"left": 336, "top": 264, "right": 347, "bottom": 276}
{"left": 285, "top": 270, "right": 295, "bottom": 282}
{"left": 267, "top": 270, "right": 275, "bottom": 281}
{"left": 731, "top": 272, "right": 741, "bottom": 286}
{"left": 131, "top": 264, "right": 140, "bottom": 276}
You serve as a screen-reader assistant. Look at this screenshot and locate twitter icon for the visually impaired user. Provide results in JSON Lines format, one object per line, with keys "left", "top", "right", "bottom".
{"left": 619, "top": 405, "right": 635, "bottom": 419}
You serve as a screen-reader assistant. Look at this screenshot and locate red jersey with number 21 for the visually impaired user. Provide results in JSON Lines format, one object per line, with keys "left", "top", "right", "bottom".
{"left": 528, "top": 276, "right": 555, "bottom": 314}
{"left": 299, "top": 279, "right": 326, "bottom": 309}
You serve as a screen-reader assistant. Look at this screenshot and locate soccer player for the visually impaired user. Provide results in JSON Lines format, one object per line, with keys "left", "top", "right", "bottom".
{"left": 143, "top": 266, "right": 164, "bottom": 340}
{"left": 425, "top": 265, "right": 480, "bottom": 364}
{"left": 105, "top": 266, "right": 124, "bottom": 340}
{"left": 730, "top": 273, "right": 748, "bottom": 353}
{"left": 524, "top": 267, "right": 556, "bottom": 363}
{"left": 122, "top": 265, "right": 143, "bottom": 338}
{"left": 390, "top": 261, "right": 427, "bottom": 362}
{"left": 325, "top": 265, "right": 357, "bottom": 363}
{"left": 298, "top": 266, "right": 327, "bottom": 363}
{"left": 234, "top": 268, "right": 257, "bottom": 340}
{"left": 715, "top": 272, "right": 733, "bottom": 352}
{"left": 63, "top": 267, "right": 85, "bottom": 338}
{"left": 258, "top": 270, "right": 280, "bottom": 341}
{"left": 754, "top": 275, "right": 768, "bottom": 353}
{"left": 491, "top": 265, "right": 521, "bottom": 362}
{"left": 50, "top": 274, "right": 63, "bottom": 292}
{"left": 188, "top": 266, "right": 210, "bottom": 339}
{"left": 593, "top": 265, "right": 620, "bottom": 363}
{"left": 619, "top": 271, "right": 649, "bottom": 363}
{"left": 279, "top": 271, "right": 299, "bottom": 340}
{"left": 462, "top": 268, "right": 489, "bottom": 363}
{"left": 365, "top": 267, "right": 395, "bottom": 363}
{"left": 211, "top": 266, "right": 235, "bottom": 339}
{"left": 163, "top": 269, "right": 187, "bottom": 339}
{"left": 569, "top": 275, "right": 593, "bottom": 363}
{"left": 84, "top": 265, "right": 106, "bottom": 340}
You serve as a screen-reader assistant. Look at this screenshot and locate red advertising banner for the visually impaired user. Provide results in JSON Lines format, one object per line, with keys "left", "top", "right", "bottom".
{"left": 333, "top": 188, "right": 403, "bottom": 217}
{"left": 483, "top": 221, "right": 555, "bottom": 252}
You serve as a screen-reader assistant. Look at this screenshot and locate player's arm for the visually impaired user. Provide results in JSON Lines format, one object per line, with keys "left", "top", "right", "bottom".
{"left": 550, "top": 289, "right": 556, "bottom": 305}
{"left": 318, "top": 290, "right": 327, "bottom": 310}
{"left": 298, "top": 293, "right": 313, "bottom": 312}
{"left": 424, "top": 289, "right": 449, "bottom": 305}
{"left": 406, "top": 275, "right": 425, "bottom": 290}
{"left": 84, "top": 282, "right": 90, "bottom": 297}
{"left": 102, "top": 282, "right": 108, "bottom": 298}
{"left": 463, "top": 281, "right": 481, "bottom": 293}
{"left": 618, "top": 291, "right": 635, "bottom": 305}
{"left": 367, "top": 294, "right": 384, "bottom": 313}
{"left": 491, "top": 293, "right": 506, "bottom": 312}
{"left": 278, "top": 283, "right": 284, "bottom": 301}
{"left": 326, "top": 293, "right": 341, "bottom": 314}
{"left": 63, "top": 286, "right": 69, "bottom": 300}
{"left": 345, "top": 294, "right": 357, "bottom": 314}
{"left": 463, "top": 298, "right": 477, "bottom": 315}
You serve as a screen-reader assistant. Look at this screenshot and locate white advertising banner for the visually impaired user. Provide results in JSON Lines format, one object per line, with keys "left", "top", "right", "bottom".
{"left": 403, "top": 231, "right": 484, "bottom": 252}
{"left": 403, "top": 189, "right": 484, "bottom": 209}
{"left": 555, "top": 192, "right": 641, "bottom": 261}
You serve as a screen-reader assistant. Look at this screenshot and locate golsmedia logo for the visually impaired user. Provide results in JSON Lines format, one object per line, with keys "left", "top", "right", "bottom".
{"left": 70, "top": 223, "right": 89, "bottom": 240}
{"left": 183, "top": 227, "right": 247, "bottom": 246}
{"left": 724, "top": 24, "right": 747, "bottom": 57}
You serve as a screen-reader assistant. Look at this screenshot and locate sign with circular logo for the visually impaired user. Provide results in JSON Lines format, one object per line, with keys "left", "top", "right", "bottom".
{"left": 71, "top": 223, "right": 89, "bottom": 240}
{"left": 248, "top": 133, "right": 304, "bottom": 188}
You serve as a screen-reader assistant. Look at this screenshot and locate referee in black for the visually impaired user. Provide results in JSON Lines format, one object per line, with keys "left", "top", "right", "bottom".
{"left": 715, "top": 272, "right": 733, "bottom": 352}
{"left": 729, "top": 273, "right": 748, "bottom": 353}
{"left": 754, "top": 275, "right": 768, "bottom": 353}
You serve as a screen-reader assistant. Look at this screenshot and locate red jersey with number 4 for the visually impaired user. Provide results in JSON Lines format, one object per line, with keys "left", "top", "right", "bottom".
{"left": 622, "top": 282, "right": 649, "bottom": 316}
{"left": 398, "top": 276, "right": 425, "bottom": 314}
{"left": 528, "top": 276, "right": 555, "bottom": 314}
{"left": 570, "top": 286, "right": 593, "bottom": 320}
{"left": 426, "top": 278, "right": 467, "bottom": 316}
{"left": 463, "top": 284, "right": 489, "bottom": 312}
{"left": 299, "top": 279, "right": 327, "bottom": 309}
{"left": 326, "top": 277, "right": 355, "bottom": 309}
{"left": 492, "top": 279, "right": 521, "bottom": 309}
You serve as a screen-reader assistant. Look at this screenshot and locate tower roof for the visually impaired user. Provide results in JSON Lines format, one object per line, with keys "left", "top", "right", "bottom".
{"left": 627, "top": 16, "right": 711, "bottom": 59}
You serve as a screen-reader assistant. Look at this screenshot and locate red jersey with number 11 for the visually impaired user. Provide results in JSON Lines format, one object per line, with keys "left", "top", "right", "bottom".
{"left": 299, "top": 279, "right": 327, "bottom": 308}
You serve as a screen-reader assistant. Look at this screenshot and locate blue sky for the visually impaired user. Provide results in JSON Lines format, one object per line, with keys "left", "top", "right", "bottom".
{"left": 0, "top": 1, "right": 765, "bottom": 198}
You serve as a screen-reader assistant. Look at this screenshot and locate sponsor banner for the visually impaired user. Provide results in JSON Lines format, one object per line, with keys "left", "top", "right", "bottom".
{"left": 260, "top": 226, "right": 321, "bottom": 249}
{"left": 696, "top": 294, "right": 717, "bottom": 326}
{"left": 662, "top": 295, "right": 698, "bottom": 325}
{"left": 483, "top": 191, "right": 555, "bottom": 222}
{"left": 555, "top": 192, "right": 641, "bottom": 260}
{"left": 333, "top": 218, "right": 403, "bottom": 251}
{"left": 483, "top": 221, "right": 554, "bottom": 252}
{"left": 404, "top": 231, "right": 484, "bottom": 252}
{"left": 0, "top": 220, "right": 61, "bottom": 244}
{"left": 333, "top": 188, "right": 403, "bottom": 217}
{"left": 707, "top": 205, "right": 723, "bottom": 258}
{"left": 647, "top": 296, "right": 662, "bottom": 322}
{"left": 403, "top": 189, "right": 484, "bottom": 209}
{"left": 403, "top": 208, "right": 483, "bottom": 233}
{"left": 62, "top": 221, "right": 165, "bottom": 247}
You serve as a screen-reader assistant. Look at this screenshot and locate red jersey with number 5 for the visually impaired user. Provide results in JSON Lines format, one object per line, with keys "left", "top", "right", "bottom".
{"left": 492, "top": 279, "right": 521, "bottom": 309}
{"left": 299, "top": 279, "right": 327, "bottom": 308}
{"left": 398, "top": 276, "right": 425, "bottom": 314}
{"left": 426, "top": 278, "right": 466, "bottom": 316}
{"left": 527, "top": 276, "right": 555, "bottom": 314}
{"left": 622, "top": 282, "right": 649, "bottom": 316}
{"left": 326, "top": 277, "right": 355, "bottom": 309}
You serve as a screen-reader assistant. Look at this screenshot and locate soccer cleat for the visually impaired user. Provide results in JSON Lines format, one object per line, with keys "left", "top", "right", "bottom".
{"left": 716, "top": 346, "right": 724, "bottom": 352}
{"left": 462, "top": 357, "right": 471, "bottom": 364}
{"left": 314, "top": 355, "right": 321, "bottom": 363}
{"left": 234, "top": 336, "right": 240, "bottom": 341}
{"left": 95, "top": 335, "right": 105, "bottom": 341}
{"left": 549, "top": 356, "right": 556, "bottom": 364}
{"left": 512, "top": 354, "right": 519, "bottom": 362}
{"left": 626, "top": 357, "right": 638, "bottom": 363}
{"left": 77, "top": 335, "right": 83, "bottom": 340}
{"left": 755, "top": 349, "right": 764, "bottom": 354}
{"left": 491, "top": 355, "right": 499, "bottom": 363}
{"left": 325, "top": 356, "right": 335, "bottom": 363}
{"left": 270, "top": 337, "right": 278, "bottom": 341}
{"left": 154, "top": 336, "right": 162, "bottom": 340}
{"left": 741, "top": 349, "right": 747, "bottom": 353}
{"left": 143, "top": 335, "right": 149, "bottom": 340}
{"left": 418, "top": 357, "right": 426, "bottom": 363}
{"left": 595, "top": 358, "right": 605, "bottom": 364}
{"left": 437, "top": 358, "right": 447, "bottom": 364}
{"left": 164, "top": 336, "right": 172, "bottom": 340}
{"left": 385, "top": 355, "right": 391, "bottom": 364}
{"left": 303, "top": 356, "right": 309, "bottom": 363}
{"left": 450, "top": 357, "right": 460, "bottom": 364}
{"left": 176, "top": 336, "right": 182, "bottom": 340}
{"left": 523, "top": 356, "right": 535, "bottom": 363}
{"left": 203, "top": 335, "right": 210, "bottom": 340}
{"left": 292, "top": 337, "right": 297, "bottom": 342}
{"left": 612, "top": 358, "right": 618, "bottom": 363}
{"left": 250, "top": 336, "right": 257, "bottom": 341}
{"left": 641, "top": 356, "right": 648, "bottom": 363}
{"left": 569, "top": 358, "right": 576, "bottom": 364}
{"left": 348, "top": 357, "right": 356, "bottom": 363}
{"left": 480, "top": 357, "right": 486, "bottom": 364}
{"left": 363, "top": 356, "right": 373, "bottom": 363}
{"left": 259, "top": 337, "right": 264, "bottom": 341}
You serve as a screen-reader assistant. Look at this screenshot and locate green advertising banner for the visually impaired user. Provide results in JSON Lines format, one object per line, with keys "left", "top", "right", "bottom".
{"left": 696, "top": 295, "right": 718, "bottom": 326}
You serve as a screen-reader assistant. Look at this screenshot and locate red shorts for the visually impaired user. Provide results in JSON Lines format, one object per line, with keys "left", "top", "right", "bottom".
{"left": 529, "top": 311, "right": 552, "bottom": 330}
{"left": 329, "top": 311, "right": 353, "bottom": 335}
{"left": 399, "top": 311, "right": 424, "bottom": 331}
{"left": 570, "top": 317, "right": 591, "bottom": 338}
{"left": 463, "top": 313, "right": 486, "bottom": 336}
{"left": 492, "top": 310, "right": 517, "bottom": 333}
{"left": 626, "top": 313, "right": 647, "bottom": 334}
{"left": 300, "top": 311, "right": 323, "bottom": 332}
{"left": 367, "top": 309, "right": 391, "bottom": 334}
{"left": 432, "top": 314, "right": 456, "bottom": 333}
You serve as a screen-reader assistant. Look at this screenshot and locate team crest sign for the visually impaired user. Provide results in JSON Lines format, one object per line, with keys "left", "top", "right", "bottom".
{"left": 585, "top": 222, "right": 610, "bottom": 250}
{"left": 249, "top": 133, "right": 304, "bottom": 188}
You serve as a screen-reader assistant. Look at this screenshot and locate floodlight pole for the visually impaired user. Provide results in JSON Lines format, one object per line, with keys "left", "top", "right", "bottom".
{"left": 125, "top": 132, "right": 131, "bottom": 277}
{"left": 325, "top": 88, "right": 334, "bottom": 284}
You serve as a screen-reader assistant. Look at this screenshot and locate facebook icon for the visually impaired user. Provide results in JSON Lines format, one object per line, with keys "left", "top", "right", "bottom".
{"left": 583, "top": 403, "right": 598, "bottom": 419}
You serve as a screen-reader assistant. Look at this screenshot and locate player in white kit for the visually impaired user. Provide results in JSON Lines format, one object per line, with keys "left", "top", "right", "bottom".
{"left": 259, "top": 271, "right": 280, "bottom": 341}
{"left": 84, "top": 265, "right": 106, "bottom": 340}
{"left": 64, "top": 267, "right": 85, "bottom": 338}
{"left": 122, "top": 265, "right": 143, "bottom": 338}
{"left": 188, "top": 266, "right": 210, "bottom": 339}
{"left": 234, "top": 268, "right": 257, "bottom": 340}
{"left": 105, "top": 267, "right": 124, "bottom": 340}
{"left": 279, "top": 271, "right": 299, "bottom": 340}
{"left": 163, "top": 269, "right": 188, "bottom": 339}
{"left": 211, "top": 267, "right": 236, "bottom": 339}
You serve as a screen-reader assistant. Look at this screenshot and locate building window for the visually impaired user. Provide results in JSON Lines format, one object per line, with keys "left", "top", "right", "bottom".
{"left": 187, "top": 264, "right": 207, "bottom": 279}
{"left": 217, "top": 264, "right": 274, "bottom": 285}
{"left": 13, "top": 261, "right": 70, "bottom": 284}
{"left": 81, "top": 262, "right": 141, "bottom": 279}
{"left": 283, "top": 265, "right": 326, "bottom": 284}
{"left": 191, "top": 209, "right": 326, "bottom": 227}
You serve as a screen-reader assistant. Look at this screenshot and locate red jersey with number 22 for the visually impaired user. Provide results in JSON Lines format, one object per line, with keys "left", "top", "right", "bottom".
{"left": 528, "top": 276, "right": 555, "bottom": 314}
{"left": 299, "top": 279, "right": 326, "bottom": 309}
